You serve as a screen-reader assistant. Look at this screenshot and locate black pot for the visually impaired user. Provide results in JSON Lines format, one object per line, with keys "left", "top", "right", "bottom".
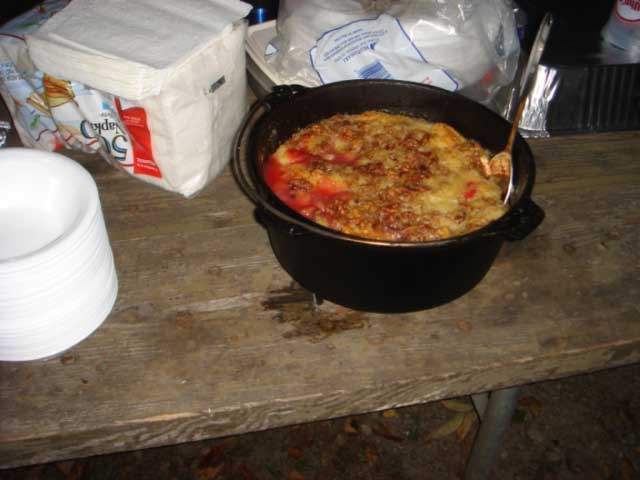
{"left": 233, "top": 80, "right": 544, "bottom": 313}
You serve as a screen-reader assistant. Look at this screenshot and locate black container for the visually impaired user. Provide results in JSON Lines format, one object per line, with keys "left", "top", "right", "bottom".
{"left": 233, "top": 80, "right": 544, "bottom": 313}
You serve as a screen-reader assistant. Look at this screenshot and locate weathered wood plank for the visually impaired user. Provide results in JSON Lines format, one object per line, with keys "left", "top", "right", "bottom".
{"left": 0, "top": 130, "right": 639, "bottom": 469}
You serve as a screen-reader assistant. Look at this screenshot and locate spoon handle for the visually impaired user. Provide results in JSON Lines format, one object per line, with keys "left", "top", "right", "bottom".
{"left": 502, "top": 12, "right": 553, "bottom": 206}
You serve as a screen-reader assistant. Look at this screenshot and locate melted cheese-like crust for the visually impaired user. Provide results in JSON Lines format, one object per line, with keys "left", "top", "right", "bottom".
{"left": 264, "top": 111, "right": 507, "bottom": 242}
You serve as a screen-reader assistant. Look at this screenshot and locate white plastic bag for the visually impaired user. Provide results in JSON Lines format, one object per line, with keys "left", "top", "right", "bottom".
{"left": 268, "top": 0, "right": 520, "bottom": 113}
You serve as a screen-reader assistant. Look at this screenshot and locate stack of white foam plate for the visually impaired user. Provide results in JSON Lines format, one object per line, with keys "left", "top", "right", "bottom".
{"left": 0, "top": 148, "right": 118, "bottom": 361}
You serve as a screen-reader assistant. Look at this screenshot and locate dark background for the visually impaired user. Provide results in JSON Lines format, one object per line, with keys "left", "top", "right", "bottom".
{"left": 1, "top": 0, "right": 619, "bottom": 32}
{"left": 0, "top": 0, "right": 41, "bottom": 26}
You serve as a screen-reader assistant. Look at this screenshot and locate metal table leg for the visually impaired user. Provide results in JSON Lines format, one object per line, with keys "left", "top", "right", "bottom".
{"left": 465, "top": 386, "right": 521, "bottom": 480}
{"left": 471, "top": 392, "right": 489, "bottom": 420}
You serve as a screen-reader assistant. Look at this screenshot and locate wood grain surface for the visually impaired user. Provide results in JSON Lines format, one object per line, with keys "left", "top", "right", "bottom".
{"left": 1, "top": 126, "right": 639, "bottom": 468}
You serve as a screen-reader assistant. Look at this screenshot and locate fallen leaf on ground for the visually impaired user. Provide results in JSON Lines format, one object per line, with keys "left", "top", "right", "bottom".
{"left": 460, "top": 415, "right": 477, "bottom": 461}
{"left": 287, "top": 446, "right": 304, "bottom": 460}
{"left": 365, "top": 445, "right": 379, "bottom": 464}
{"left": 344, "top": 418, "right": 360, "bottom": 435}
{"left": 287, "top": 470, "right": 306, "bottom": 480}
{"left": 238, "top": 464, "right": 255, "bottom": 480}
{"left": 621, "top": 455, "right": 638, "bottom": 480}
{"left": 199, "top": 444, "right": 226, "bottom": 468}
{"left": 382, "top": 409, "right": 398, "bottom": 418}
{"left": 456, "top": 412, "right": 478, "bottom": 443}
{"left": 441, "top": 399, "right": 473, "bottom": 413}
{"left": 372, "top": 421, "right": 403, "bottom": 442}
{"left": 55, "top": 461, "right": 83, "bottom": 480}
{"left": 196, "top": 464, "right": 224, "bottom": 480}
{"left": 428, "top": 412, "right": 465, "bottom": 440}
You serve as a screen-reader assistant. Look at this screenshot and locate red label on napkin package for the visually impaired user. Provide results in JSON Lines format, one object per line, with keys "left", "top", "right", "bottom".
{"left": 115, "top": 97, "right": 161, "bottom": 178}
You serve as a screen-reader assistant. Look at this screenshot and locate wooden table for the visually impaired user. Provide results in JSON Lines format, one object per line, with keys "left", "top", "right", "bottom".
{"left": 1, "top": 123, "right": 639, "bottom": 474}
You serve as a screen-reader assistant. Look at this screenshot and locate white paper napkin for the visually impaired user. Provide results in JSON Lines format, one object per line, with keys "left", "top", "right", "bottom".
{"left": 26, "top": 0, "right": 251, "bottom": 99}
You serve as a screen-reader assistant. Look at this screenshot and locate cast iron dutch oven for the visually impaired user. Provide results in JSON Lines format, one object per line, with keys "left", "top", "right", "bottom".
{"left": 232, "top": 80, "right": 544, "bottom": 313}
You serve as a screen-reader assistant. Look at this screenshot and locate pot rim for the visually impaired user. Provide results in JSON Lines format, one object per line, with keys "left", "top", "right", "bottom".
{"left": 234, "top": 80, "right": 540, "bottom": 247}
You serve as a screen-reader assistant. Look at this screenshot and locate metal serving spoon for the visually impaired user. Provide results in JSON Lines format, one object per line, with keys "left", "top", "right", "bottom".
{"left": 491, "top": 12, "right": 554, "bottom": 205}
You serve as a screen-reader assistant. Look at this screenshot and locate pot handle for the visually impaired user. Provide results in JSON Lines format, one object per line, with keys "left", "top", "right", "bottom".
{"left": 267, "top": 84, "right": 309, "bottom": 102}
{"left": 492, "top": 199, "right": 545, "bottom": 242}
{"left": 232, "top": 85, "right": 309, "bottom": 206}
{"left": 255, "top": 207, "right": 308, "bottom": 237}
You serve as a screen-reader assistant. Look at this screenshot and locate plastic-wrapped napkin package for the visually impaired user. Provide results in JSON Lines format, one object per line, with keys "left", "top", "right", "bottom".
{"left": 0, "top": 0, "right": 70, "bottom": 152}
{"left": 23, "top": 0, "right": 251, "bottom": 197}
